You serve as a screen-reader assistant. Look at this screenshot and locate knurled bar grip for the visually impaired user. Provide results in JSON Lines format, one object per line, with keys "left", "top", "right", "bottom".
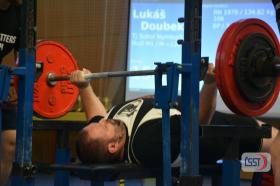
{"left": 48, "top": 70, "right": 155, "bottom": 82}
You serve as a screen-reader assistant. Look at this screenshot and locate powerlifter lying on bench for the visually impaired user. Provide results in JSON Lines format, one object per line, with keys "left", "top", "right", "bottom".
{"left": 69, "top": 66, "right": 280, "bottom": 186}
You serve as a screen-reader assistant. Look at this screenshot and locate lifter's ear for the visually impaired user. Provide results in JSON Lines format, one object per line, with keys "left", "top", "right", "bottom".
{"left": 107, "top": 142, "right": 119, "bottom": 154}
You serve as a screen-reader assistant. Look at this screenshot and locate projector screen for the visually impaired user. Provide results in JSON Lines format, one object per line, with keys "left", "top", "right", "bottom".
{"left": 126, "top": 0, "right": 280, "bottom": 117}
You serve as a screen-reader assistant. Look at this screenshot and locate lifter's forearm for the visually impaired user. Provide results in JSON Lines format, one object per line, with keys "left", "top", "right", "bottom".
{"left": 79, "top": 85, "right": 107, "bottom": 121}
{"left": 199, "top": 82, "right": 217, "bottom": 125}
{"left": 269, "top": 131, "right": 280, "bottom": 186}
{"left": 274, "top": 169, "right": 280, "bottom": 186}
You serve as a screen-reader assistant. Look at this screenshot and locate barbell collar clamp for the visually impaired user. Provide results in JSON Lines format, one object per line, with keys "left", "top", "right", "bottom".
{"left": 47, "top": 72, "right": 60, "bottom": 86}
{"left": 178, "top": 17, "right": 185, "bottom": 23}
{"left": 177, "top": 39, "right": 184, "bottom": 45}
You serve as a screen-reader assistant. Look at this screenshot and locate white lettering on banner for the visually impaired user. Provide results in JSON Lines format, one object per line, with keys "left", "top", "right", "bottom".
{"left": 0, "top": 33, "right": 17, "bottom": 44}
{"left": 0, "top": 43, "right": 3, "bottom": 51}
{"left": 141, "top": 21, "right": 183, "bottom": 31}
{"left": 133, "top": 9, "right": 166, "bottom": 20}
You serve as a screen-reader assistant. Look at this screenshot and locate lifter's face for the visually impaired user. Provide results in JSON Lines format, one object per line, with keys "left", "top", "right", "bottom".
{"left": 85, "top": 119, "right": 121, "bottom": 143}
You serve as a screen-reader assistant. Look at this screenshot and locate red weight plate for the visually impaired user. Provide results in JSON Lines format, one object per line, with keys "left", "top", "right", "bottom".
{"left": 34, "top": 40, "right": 79, "bottom": 118}
{"left": 216, "top": 18, "right": 280, "bottom": 116}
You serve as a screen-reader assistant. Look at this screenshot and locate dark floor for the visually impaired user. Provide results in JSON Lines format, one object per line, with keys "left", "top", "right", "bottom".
{"left": 6, "top": 174, "right": 252, "bottom": 186}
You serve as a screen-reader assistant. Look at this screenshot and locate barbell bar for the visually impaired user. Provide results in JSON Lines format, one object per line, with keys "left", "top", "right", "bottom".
{"left": 47, "top": 70, "right": 155, "bottom": 86}
{"left": 47, "top": 60, "right": 209, "bottom": 86}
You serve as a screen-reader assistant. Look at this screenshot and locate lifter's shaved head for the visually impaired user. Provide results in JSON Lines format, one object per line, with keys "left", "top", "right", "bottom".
{"left": 76, "top": 119, "right": 126, "bottom": 164}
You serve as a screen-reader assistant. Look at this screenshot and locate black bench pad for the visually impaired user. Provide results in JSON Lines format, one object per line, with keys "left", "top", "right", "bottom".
{"left": 50, "top": 163, "right": 222, "bottom": 181}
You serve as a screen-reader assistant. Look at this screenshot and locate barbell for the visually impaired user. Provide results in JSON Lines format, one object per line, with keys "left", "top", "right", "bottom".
{"left": 18, "top": 42, "right": 208, "bottom": 118}
{"left": 14, "top": 18, "right": 280, "bottom": 119}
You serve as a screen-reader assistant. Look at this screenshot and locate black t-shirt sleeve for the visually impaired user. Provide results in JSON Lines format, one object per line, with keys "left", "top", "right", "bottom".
{"left": 0, "top": 5, "right": 21, "bottom": 61}
{"left": 14, "top": 36, "right": 19, "bottom": 51}
{"left": 87, "top": 115, "right": 104, "bottom": 124}
{"left": 14, "top": 5, "right": 20, "bottom": 51}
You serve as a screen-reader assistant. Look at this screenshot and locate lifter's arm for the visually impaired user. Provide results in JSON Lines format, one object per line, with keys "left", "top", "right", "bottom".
{"left": 70, "top": 69, "right": 107, "bottom": 121}
{"left": 270, "top": 131, "right": 280, "bottom": 186}
{"left": 257, "top": 119, "right": 280, "bottom": 186}
{"left": 199, "top": 64, "right": 217, "bottom": 125}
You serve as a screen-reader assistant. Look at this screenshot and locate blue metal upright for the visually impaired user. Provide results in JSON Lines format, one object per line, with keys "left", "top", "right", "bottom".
{"left": 0, "top": 65, "right": 11, "bottom": 103}
{"left": 54, "top": 131, "right": 70, "bottom": 186}
{"left": 0, "top": 65, "right": 12, "bottom": 151}
{"left": 179, "top": 0, "right": 202, "bottom": 185}
{"left": 222, "top": 160, "right": 241, "bottom": 186}
{"left": 11, "top": 0, "right": 36, "bottom": 186}
{"left": 54, "top": 148, "right": 70, "bottom": 186}
{"left": 154, "top": 62, "right": 180, "bottom": 186}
